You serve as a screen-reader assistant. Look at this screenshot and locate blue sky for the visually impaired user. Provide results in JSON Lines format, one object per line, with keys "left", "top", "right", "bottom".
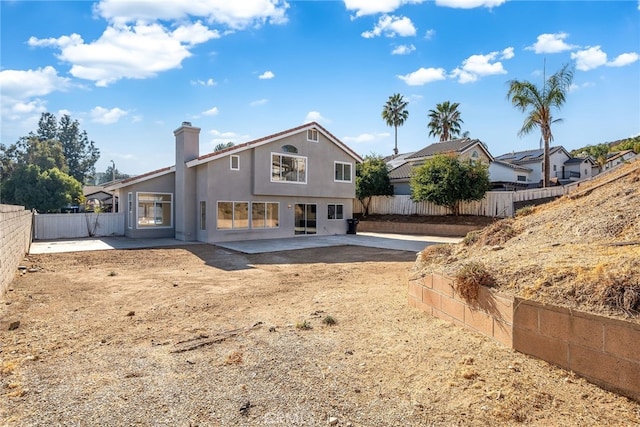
{"left": 1, "top": 0, "right": 639, "bottom": 176}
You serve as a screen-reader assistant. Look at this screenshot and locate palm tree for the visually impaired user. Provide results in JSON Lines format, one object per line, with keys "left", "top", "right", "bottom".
{"left": 507, "top": 63, "right": 574, "bottom": 187}
{"left": 382, "top": 93, "right": 409, "bottom": 156}
{"left": 427, "top": 101, "right": 464, "bottom": 142}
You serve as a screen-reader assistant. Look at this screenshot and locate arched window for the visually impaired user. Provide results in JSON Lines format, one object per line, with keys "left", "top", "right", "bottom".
{"left": 471, "top": 150, "right": 479, "bottom": 158}
{"left": 282, "top": 144, "right": 298, "bottom": 153}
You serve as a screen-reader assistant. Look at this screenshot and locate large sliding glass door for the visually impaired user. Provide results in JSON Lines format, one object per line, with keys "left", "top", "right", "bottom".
{"left": 294, "top": 204, "right": 317, "bottom": 235}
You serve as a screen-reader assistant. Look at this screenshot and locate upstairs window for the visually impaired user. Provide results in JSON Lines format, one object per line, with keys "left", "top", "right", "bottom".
{"left": 272, "top": 153, "right": 307, "bottom": 183}
{"left": 230, "top": 155, "right": 239, "bottom": 170}
{"left": 307, "top": 129, "right": 319, "bottom": 142}
{"left": 281, "top": 144, "right": 298, "bottom": 153}
{"left": 334, "top": 162, "right": 352, "bottom": 182}
{"left": 517, "top": 175, "right": 527, "bottom": 182}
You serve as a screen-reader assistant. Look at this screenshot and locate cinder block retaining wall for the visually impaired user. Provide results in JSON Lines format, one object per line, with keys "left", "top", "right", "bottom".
{"left": 0, "top": 204, "right": 33, "bottom": 295}
{"left": 408, "top": 272, "right": 640, "bottom": 402}
{"left": 357, "top": 221, "right": 480, "bottom": 237}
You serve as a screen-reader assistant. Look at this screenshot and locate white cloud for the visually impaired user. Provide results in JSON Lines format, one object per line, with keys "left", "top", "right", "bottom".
{"left": 361, "top": 15, "right": 416, "bottom": 38}
{"left": 607, "top": 52, "right": 640, "bottom": 67}
{"left": 0, "top": 66, "right": 71, "bottom": 124}
{"left": 571, "top": 46, "right": 607, "bottom": 71}
{"left": 392, "top": 44, "right": 416, "bottom": 55}
{"left": 344, "top": 0, "right": 426, "bottom": 18}
{"left": 424, "top": 29, "right": 436, "bottom": 40}
{"left": 450, "top": 50, "right": 510, "bottom": 83}
{"left": 304, "top": 111, "right": 331, "bottom": 124}
{"left": 526, "top": 32, "right": 577, "bottom": 54}
{"left": 208, "top": 129, "right": 249, "bottom": 146}
{"left": 29, "top": 22, "right": 219, "bottom": 86}
{"left": 91, "top": 106, "right": 129, "bottom": 124}
{"left": 568, "top": 81, "right": 595, "bottom": 93}
{"left": 435, "top": 0, "right": 506, "bottom": 8}
{"left": 94, "top": 0, "right": 290, "bottom": 29}
{"left": 500, "top": 47, "right": 514, "bottom": 60}
{"left": 258, "top": 70, "right": 275, "bottom": 79}
{"left": 203, "top": 107, "right": 220, "bottom": 116}
{"left": 250, "top": 98, "right": 268, "bottom": 106}
{"left": 397, "top": 67, "right": 446, "bottom": 85}
{"left": 191, "top": 78, "right": 217, "bottom": 86}
{"left": 342, "top": 132, "right": 390, "bottom": 144}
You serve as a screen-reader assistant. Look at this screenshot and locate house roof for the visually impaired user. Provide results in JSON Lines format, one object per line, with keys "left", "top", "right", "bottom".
{"left": 388, "top": 162, "right": 414, "bottom": 180}
{"left": 495, "top": 146, "right": 569, "bottom": 165}
{"left": 105, "top": 166, "right": 175, "bottom": 190}
{"left": 187, "top": 121, "right": 363, "bottom": 168}
{"left": 606, "top": 149, "right": 636, "bottom": 162}
{"left": 384, "top": 152, "right": 415, "bottom": 170}
{"left": 564, "top": 156, "right": 596, "bottom": 165}
{"left": 490, "top": 160, "right": 532, "bottom": 172}
{"left": 406, "top": 138, "right": 493, "bottom": 161}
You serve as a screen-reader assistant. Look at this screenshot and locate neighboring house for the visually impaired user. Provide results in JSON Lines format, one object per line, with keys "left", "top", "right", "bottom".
{"left": 105, "top": 121, "right": 362, "bottom": 242}
{"left": 83, "top": 186, "right": 117, "bottom": 212}
{"left": 603, "top": 150, "right": 637, "bottom": 171}
{"left": 488, "top": 161, "right": 533, "bottom": 190}
{"left": 493, "top": 146, "right": 595, "bottom": 187}
{"left": 388, "top": 138, "right": 493, "bottom": 195}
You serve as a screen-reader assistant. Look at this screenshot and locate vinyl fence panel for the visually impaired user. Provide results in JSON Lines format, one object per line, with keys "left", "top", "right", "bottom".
{"left": 34, "top": 213, "right": 125, "bottom": 240}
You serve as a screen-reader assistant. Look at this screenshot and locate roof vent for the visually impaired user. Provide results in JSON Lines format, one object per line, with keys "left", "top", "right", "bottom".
{"left": 182, "top": 121, "right": 192, "bottom": 127}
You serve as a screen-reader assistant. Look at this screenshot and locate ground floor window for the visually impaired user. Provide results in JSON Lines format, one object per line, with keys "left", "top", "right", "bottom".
{"left": 327, "top": 204, "right": 344, "bottom": 219}
{"left": 217, "top": 201, "right": 249, "bottom": 229}
{"left": 127, "top": 192, "right": 133, "bottom": 229}
{"left": 200, "top": 201, "right": 206, "bottom": 230}
{"left": 251, "top": 202, "right": 279, "bottom": 228}
{"left": 137, "top": 193, "right": 172, "bottom": 227}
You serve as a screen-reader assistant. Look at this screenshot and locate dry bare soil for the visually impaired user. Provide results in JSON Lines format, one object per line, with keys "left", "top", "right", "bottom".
{"left": 2, "top": 240, "right": 640, "bottom": 426}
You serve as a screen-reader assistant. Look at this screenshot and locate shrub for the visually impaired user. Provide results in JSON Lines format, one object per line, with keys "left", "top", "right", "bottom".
{"left": 453, "top": 262, "right": 494, "bottom": 304}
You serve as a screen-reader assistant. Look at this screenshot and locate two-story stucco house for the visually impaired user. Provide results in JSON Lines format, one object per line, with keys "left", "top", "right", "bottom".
{"left": 493, "top": 146, "right": 596, "bottom": 187}
{"left": 388, "top": 138, "right": 494, "bottom": 195}
{"left": 106, "top": 122, "right": 362, "bottom": 243}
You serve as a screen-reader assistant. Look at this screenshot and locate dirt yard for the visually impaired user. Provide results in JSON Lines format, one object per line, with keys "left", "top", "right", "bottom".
{"left": 2, "top": 245, "right": 639, "bottom": 426}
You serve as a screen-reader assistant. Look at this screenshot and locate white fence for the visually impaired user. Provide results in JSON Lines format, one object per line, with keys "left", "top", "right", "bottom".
{"left": 34, "top": 212, "right": 125, "bottom": 240}
{"left": 354, "top": 187, "right": 567, "bottom": 218}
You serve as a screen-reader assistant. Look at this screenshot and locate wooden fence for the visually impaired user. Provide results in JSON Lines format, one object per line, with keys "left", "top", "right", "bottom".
{"left": 354, "top": 187, "right": 566, "bottom": 218}
{"left": 34, "top": 212, "right": 125, "bottom": 240}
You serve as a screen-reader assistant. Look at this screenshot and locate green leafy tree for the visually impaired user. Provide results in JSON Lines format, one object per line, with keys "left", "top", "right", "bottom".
{"left": 2, "top": 165, "right": 83, "bottom": 212}
{"left": 98, "top": 164, "right": 130, "bottom": 184}
{"left": 356, "top": 155, "right": 394, "bottom": 216}
{"left": 214, "top": 142, "right": 235, "bottom": 152}
{"left": 8, "top": 113, "right": 100, "bottom": 184}
{"left": 382, "top": 93, "right": 409, "bottom": 156}
{"left": 410, "top": 154, "right": 490, "bottom": 216}
{"left": 428, "top": 101, "right": 464, "bottom": 142}
{"left": 507, "top": 63, "right": 574, "bottom": 187}
{"left": 611, "top": 136, "right": 640, "bottom": 154}
{"left": 574, "top": 143, "right": 610, "bottom": 169}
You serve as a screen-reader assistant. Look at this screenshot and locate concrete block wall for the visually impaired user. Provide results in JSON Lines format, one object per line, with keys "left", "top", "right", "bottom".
{"left": 408, "top": 272, "right": 514, "bottom": 347}
{"left": 409, "top": 272, "right": 640, "bottom": 402}
{"left": 0, "top": 204, "right": 33, "bottom": 295}
{"left": 357, "top": 221, "right": 481, "bottom": 237}
{"left": 513, "top": 299, "right": 640, "bottom": 402}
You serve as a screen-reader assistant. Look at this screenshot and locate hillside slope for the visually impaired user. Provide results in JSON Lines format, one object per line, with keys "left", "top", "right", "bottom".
{"left": 416, "top": 159, "right": 640, "bottom": 321}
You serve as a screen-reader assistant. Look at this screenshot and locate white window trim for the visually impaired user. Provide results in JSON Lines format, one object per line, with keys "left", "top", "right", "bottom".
{"left": 230, "top": 155, "right": 239, "bottom": 170}
{"left": 135, "top": 192, "right": 173, "bottom": 229}
{"left": 334, "top": 161, "right": 353, "bottom": 183}
{"left": 307, "top": 128, "right": 319, "bottom": 142}
{"left": 270, "top": 152, "right": 308, "bottom": 185}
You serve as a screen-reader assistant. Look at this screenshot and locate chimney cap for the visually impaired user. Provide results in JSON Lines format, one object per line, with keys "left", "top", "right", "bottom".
{"left": 182, "top": 121, "right": 192, "bottom": 127}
